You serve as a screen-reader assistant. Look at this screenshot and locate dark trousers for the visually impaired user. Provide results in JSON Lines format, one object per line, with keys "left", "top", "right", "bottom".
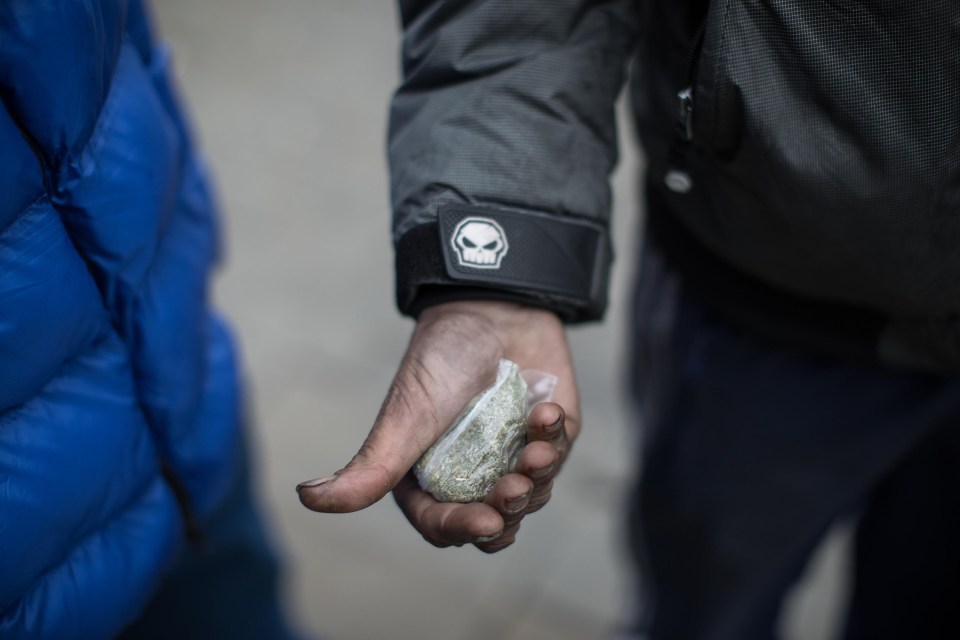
{"left": 628, "top": 247, "right": 960, "bottom": 639}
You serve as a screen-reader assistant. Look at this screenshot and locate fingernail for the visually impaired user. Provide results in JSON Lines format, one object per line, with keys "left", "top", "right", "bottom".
{"left": 505, "top": 493, "right": 530, "bottom": 514}
{"left": 531, "top": 463, "right": 555, "bottom": 480}
{"left": 296, "top": 476, "right": 336, "bottom": 492}
{"left": 545, "top": 415, "right": 563, "bottom": 435}
{"left": 473, "top": 532, "right": 503, "bottom": 543}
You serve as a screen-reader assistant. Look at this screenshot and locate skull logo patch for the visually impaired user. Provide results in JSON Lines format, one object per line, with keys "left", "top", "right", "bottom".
{"left": 451, "top": 217, "right": 509, "bottom": 269}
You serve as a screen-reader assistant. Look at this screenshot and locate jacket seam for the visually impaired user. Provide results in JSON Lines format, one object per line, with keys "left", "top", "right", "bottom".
{"left": 0, "top": 325, "right": 109, "bottom": 429}
{"left": 0, "top": 471, "right": 176, "bottom": 625}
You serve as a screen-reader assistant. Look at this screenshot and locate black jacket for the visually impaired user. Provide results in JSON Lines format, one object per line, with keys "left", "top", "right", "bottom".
{"left": 390, "top": 0, "right": 960, "bottom": 369}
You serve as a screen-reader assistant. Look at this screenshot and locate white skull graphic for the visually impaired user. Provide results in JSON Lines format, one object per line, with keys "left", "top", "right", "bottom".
{"left": 451, "top": 217, "right": 509, "bottom": 269}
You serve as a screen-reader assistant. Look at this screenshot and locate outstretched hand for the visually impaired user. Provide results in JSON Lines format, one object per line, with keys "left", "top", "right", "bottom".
{"left": 296, "top": 300, "right": 580, "bottom": 552}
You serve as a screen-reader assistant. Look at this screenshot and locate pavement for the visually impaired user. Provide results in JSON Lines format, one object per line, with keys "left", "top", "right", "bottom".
{"left": 154, "top": 2, "right": 848, "bottom": 638}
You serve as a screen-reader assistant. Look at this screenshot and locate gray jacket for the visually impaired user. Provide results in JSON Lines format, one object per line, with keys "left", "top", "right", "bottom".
{"left": 389, "top": 0, "right": 960, "bottom": 366}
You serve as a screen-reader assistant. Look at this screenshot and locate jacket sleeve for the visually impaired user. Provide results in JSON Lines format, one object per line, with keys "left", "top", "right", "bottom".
{"left": 390, "top": 0, "right": 639, "bottom": 323}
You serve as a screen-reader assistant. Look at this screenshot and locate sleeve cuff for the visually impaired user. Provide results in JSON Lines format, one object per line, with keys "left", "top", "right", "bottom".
{"left": 395, "top": 204, "right": 612, "bottom": 323}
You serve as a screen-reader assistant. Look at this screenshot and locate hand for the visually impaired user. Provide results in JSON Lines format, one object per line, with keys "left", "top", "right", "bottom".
{"left": 296, "top": 300, "right": 580, "bottom": 552}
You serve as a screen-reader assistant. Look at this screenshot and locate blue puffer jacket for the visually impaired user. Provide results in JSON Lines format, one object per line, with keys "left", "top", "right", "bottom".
{"left": 0, "top": 1, "right": 242, "bottom": 637}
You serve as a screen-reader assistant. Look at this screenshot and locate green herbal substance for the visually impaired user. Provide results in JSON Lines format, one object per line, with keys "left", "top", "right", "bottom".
{"left": 414, "top": 359, "right": 528, "bottom": 502}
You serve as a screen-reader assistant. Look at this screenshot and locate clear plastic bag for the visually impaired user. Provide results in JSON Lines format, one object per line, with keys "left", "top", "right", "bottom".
{"left": 413, "top": 359, "right": 557, "bottom": 502}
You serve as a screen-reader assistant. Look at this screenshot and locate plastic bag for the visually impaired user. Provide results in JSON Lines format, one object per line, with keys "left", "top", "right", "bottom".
{"left": 413, "top": 359, "right": 557, "bottom": 502}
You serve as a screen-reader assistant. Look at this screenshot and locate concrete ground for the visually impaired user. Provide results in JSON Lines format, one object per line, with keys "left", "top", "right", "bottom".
{"left": 155, "top": 2, "right": 848, "bottom": 638}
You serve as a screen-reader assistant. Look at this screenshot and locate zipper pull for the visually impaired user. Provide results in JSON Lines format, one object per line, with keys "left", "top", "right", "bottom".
{"left": 666, "top": 85, "right": 697, "bottom": 194}
{"left": 678, "top": 87, "right": 694, "bottom": 142}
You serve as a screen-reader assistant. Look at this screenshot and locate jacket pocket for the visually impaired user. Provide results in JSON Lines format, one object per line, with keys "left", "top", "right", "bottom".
{"left": 678, "top": 0, "right": 743, "bottom": 162}
{"left": 665, "top": 0, "right": 743, "bottom": 195}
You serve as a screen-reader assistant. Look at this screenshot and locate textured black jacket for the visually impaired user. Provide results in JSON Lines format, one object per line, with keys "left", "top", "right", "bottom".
{"left": 390, "top": 0, "right": 960, "bottom": 368}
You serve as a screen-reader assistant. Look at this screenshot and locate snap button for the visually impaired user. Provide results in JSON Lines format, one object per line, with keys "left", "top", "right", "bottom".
{"left": 664, "top": 170, "right": 693, "bottom": 194}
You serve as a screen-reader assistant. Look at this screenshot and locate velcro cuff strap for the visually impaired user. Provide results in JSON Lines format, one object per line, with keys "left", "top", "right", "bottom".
{"left": 395, "top": 204, "right": 611, "bottom": 323}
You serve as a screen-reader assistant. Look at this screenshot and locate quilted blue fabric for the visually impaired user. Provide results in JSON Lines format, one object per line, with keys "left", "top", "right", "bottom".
{"left": 0, "top": 1, "right": 242, "bottom": 636}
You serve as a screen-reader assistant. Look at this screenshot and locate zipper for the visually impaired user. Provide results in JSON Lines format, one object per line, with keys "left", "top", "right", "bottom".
{"left": 665, "top": 16, "right": 708, "bottom": 194}
{"left": 677, "top": 19, "right": 707, "bottom": 143}
{"left": 678, "top": 87, "right": 695, "bottom": 142}
{"left": 682, "top": 19, "right": 708, "bottom": 91}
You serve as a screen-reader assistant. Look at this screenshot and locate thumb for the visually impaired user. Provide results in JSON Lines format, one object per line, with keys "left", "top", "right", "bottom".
{"left": 297, "top": 328, "right": 501, "bottom": 513}
{"left": 295, "top": 447, "right": 400, "bottom": 514}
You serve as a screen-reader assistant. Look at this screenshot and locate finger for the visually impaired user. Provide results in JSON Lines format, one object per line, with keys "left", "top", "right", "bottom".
{"left": 500, "top": 313, "right": 582, "bottom": 442}
{"left": 513, "top": 443, "right": 560, "bottom": 516}
{"left": 475, "top": 521, "right": 521, "bottom": 554}
{"left": 393, "top": 473, "right": 504, "bottom": 546}
{"left": 484, "top": 473, "right": 533, "bottom": 525}
{"left": 298, "top": 319, "right": 503, "bottom": 513}
{"left": 297, "top": 446, "right": 399, "bottom": 514}
{"left": 523, "top": 479, "right": 553, "bottom": 514}
{"left": 513, "top": 441, "right": 560, "bottom": 486}
{"left": 526, "top": 403, "right": 571, "bottom": 457}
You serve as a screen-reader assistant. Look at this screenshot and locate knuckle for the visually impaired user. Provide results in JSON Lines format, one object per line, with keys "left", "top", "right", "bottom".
{"left": 535, "top": 479, "right": 555, "bottom": 494}
{"left": 435, "top": 508, "right": 460, "bottom": 539}
{"left": 525, "top": 501, "right": 548, "bottom": 514}
{"left": 423, "top": 534, "right": 451, "bottom": 549}
{"left": 525, "top": 491, "right": 553, "bottom": 513}
{"left": 502, "top": 512, "right": 526, "bottom": 528}
{"left": 477, "top": 538, "right": 515, "bottom": 554}
{"left": 530, "top": 463, "right": 557, "bottom": 483}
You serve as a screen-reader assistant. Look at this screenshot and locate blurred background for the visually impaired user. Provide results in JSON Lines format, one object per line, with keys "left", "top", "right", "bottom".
{"left": 154, "top": 2, "right": 849, "bottom": 638}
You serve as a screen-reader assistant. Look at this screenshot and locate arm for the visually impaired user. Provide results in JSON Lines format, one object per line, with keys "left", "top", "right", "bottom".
{"left": 298, "top": 0, "right": 638, "bottom": 551}
{"left": 391, "top": 0, "right": 638, "bottom": 320}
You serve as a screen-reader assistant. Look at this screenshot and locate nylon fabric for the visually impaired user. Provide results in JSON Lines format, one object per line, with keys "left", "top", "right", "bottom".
{"left": 0, "top": 101, "right": 42, "bottom": 229}
{"left": 655, "top": 0, "right": 960, "bottom": 317}
{"left": 0, "top": 200, "right": 107, "bottom": 411}
{"left": 0, "top": 0, "right": 243, "bottom": 635}
{"left": 0, "top": 0, "right": 127, "bottom": 167}
{"left": 0, "top": 478, "right": 181, "bottom": 640}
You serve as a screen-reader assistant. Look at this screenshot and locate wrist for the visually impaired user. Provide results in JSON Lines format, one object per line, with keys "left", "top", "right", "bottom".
{"left": 418, "top": 300, "right": 568, "bottom": 371}
{"left": 419, "top": 299, "right": 561, "bottom": 329}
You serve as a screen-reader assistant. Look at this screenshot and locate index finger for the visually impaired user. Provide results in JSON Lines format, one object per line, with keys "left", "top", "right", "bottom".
{"left": 525, "top": 402, "right": 572, "bottom": 461}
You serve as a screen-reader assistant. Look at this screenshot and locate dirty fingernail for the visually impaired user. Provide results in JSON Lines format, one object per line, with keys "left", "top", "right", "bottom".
{"left": 296, "top": 476, "right": 336, "bottom": 492}
{"left": 473, "top": 532, "right": 503, "bottom": 544}
{"left": 545, "top": 415, "right": 563, "bottom": 435}
{"left": 505, "top": 493, "right": 530, "bottom": 513}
